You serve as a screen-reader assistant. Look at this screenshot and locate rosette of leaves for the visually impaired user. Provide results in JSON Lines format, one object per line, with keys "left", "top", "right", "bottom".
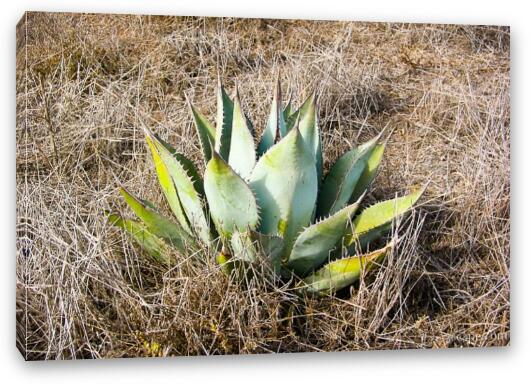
{"left": 108, "top": 77, "right": 424, "bottom": 295}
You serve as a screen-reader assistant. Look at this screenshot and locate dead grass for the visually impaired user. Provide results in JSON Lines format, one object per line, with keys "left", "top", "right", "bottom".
{"left": 16, "top": 12, "right": 509, "bottom": 360}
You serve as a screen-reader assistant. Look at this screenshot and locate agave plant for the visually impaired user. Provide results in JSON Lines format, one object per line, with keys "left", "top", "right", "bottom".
{"left": 108, "top": 77, "right": 424, "bottom": 295}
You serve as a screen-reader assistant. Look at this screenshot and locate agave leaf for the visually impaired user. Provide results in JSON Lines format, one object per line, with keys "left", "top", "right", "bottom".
{"left": 285, "top": 106, "right": 299, "bottom": 132}
{"left": 234, "top": 231, "right": 281, "bottom": 260}
{"left": 317, "top": 135, "right": 380, "bottom": 218}
{"left": 119, "top": 188, "right": 194, "bottom": 252}
{"left": 147, "top": 131, "right": 211, "bottom": 243}
{"left": 250, "top": 127, "right": 318, "bottom": 257}
{"left": 140, "top": 198, "right": 158, "bottom": 211}
{"left": 283, "top": 92, "right": 293, "bottom": 123}
{"left": 145, "top": 135, "right": 191, "bottom": 233}
{"left": 286, "top": 198, "right": 362, "bottom": 277}
{"left": 346, "top": 187, "right": 425, "bottom": 248}
{"left": 225, "top": 231, "right": 283, "bottom": 282}
{"left": 154, "top": 134, "right": 204, "bottom": 196}
{"left": 350, "top": 143, "right": 385, "bottom": 203}
{"left": 228, "top": 90, "right": 256, "bottom": 179}
{"left": 189, "top": 101, "right": 216, "bottom": 165}
{"left": 230, "top": 230, "right": 258, "bottom": 263}
{"left": 230, "top": 230, "right": 284, "bottom": 273}
{"left": 107, "top": 213, "right": 172, "bottom": 264}
{"left": 204, "top": 152, "right": 259, "bottom": 238}
{"left": 296, "top": 93, "right": 323, "bottom": 183}
{"left": 245, "top": 113, "right": 255, "bottom": 137}
{"left": 215, "top": 80, "right": 234, "bottom": 161}
{"left": 253, "top": 232, "right": 284, "bottom": 272}
{"left": 352, "top": 223, "right": 392, "bottom": 250}
{"left": 303, "top": 242, "right": 393, "bottom": 295}
{"left": 258, "top": 77, "right": 287, "bottom": 155}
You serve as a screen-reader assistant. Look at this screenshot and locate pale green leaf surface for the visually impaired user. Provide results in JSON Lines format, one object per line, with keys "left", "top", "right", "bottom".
{"left": 317, "top": 135, "right": 380, "bottom": 217}
{"left": 253, "top": 232, "right": 284, "bottom": 272}
{"left": 283, "top": 94, "right": 293, "bottom": 122}
{"left": 230, "top": 230, "right": 258, "bottom": 263}
{"left": 258, "top": 78, "right": 286, "bottom": 155}
{"left": 215, "top": 83, "right": 234, "bottom": 161}
{"left": 204, "top": 152, "right": 259, "bottom": 238}
{"left": 287, "top": 199, "right": 361, "bottom": 277}
{"left": 350, "top": 143, "right": 385, "bottom": 203}
{"left": 250, "top": 127, "right": 318, "bottom": 257}
{"left": 296, "top": 93, "right": 323, "bottom": 182}
{"left": 230, "top": 230, "right": 284, "bottom": 273}
{"left": 228, "top": 92, "right": 256, "bottom": 179}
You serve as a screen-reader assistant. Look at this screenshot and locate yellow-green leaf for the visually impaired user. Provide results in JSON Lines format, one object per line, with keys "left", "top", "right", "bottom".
{"left": 146, "top": 131, "right": 211, "bottom": 243}
{"left": 145, "top": 135, "right": 190, "bottom": 233}
{"left": 107, "top": 213, "right": 172, "bottom": 264}
{"left": 303, "top": 243, "right": 392, "bottom": 294}
{"left": 347, "top": 187, "right": 425, "bottom": 248}
{"left": 119, "top": 188, "right": 195, "bottom": 252}
{"left": 153, "top": 134, "right": 204, "bottom": 196}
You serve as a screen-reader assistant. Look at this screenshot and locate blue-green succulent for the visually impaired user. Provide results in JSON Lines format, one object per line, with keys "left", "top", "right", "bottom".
{"left": 109, "top": 78, "right": 424, "bottom": 295}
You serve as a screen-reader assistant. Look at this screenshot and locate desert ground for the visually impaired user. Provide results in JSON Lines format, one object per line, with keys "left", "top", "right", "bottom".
{"left": 16, "top": 12, "right": 509, "bottom": 359}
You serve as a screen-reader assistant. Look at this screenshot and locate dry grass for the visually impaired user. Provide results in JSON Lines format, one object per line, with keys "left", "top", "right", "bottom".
{"left": 16, "top": 12, "right": 510, "bottom": 360}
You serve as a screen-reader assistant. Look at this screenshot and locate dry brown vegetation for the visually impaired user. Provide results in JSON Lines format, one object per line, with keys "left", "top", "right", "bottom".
{"left": 16, "top": 12, "right": 510, "bottom": 360}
